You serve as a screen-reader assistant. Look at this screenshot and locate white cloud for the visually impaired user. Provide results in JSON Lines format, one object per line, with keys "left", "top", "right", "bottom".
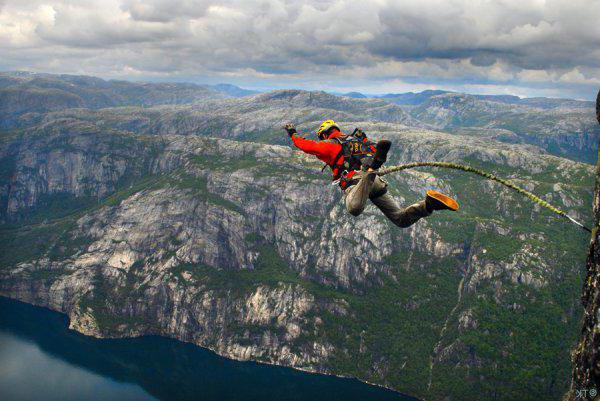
{"left": 0, "top": 0, "right": 598, "bottom": 98}
{"left": 560, "top": 67, "right": 600, "bottom": 85}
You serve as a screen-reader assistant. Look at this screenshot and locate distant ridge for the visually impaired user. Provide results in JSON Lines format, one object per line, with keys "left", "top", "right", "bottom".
{"left": 211, "top": 83, "right": 259, "bottom": 97}
{"left": 0, "top": 72, "right": 258, "bottom": 127}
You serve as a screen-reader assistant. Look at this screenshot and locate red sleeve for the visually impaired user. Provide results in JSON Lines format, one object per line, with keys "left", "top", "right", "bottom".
{"left": 291, "top": 135, "right": 341, "bottom": 165}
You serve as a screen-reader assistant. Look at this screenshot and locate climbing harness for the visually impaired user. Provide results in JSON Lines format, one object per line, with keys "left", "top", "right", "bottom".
{"left": 327, "top": 129, "right": 376, "bottom": 172}
{"left": 322, "top": 128, "right": 377, "bottom": 188}
{"left": 377, "top": 161, "right": 591, "bottom": 233}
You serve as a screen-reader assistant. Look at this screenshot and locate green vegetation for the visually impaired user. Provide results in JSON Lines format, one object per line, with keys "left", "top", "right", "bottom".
{"left": 430, "top": 272, "right": 582, "bottom": 401}
{"left": 175, "top": 172, "right": 245, "bottom": 215}
{"left": 0, "top": 218, "right": 78, "bottom": 267}
{"left": 189, "top": 152, "right": 324, "bottom": 181}
{"left": 190, "top": 153, "right": 260, "bottom": 171}
{"left": 6, "top": 192, "right": 98, "bottom": 225}
{"left": 170, "top": 243, "right": 345, "bottom": 300}
{"left": 321, "top": 253, "right": 463, "bottom": 393}
{"left": 238, "top": 129, "right": 287, "bottom": 145}
{"left": 163, "top": 239, "right": 467, "bottom": 398}
{"left": 0, "top": 154, "right": 16, "bottom": 181}
{"left": 0, "top": 172, "right": 170, "bottom": 268}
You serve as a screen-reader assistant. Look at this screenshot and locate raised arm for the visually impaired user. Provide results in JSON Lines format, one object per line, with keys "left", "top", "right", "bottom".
{"left": 283, "top": 123, "right": 340, "bottom": 165}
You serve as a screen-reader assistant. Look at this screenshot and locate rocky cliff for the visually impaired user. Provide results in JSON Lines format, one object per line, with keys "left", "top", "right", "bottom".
{"left": 0, "top": 73, "right": 597, "bottom": 401}
{"left": 0, "top": 72, "right": 257, "bottom": 129}
{"left": 568, "top": 90, "right": 600, "bottom": 400}
{"left": 409, "top": 92, "right": 600, "bottom": 164}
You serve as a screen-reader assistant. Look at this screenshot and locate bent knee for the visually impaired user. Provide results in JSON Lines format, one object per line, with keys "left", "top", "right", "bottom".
{"left": 347, "top": 204, "right": 364, "bottom": 217}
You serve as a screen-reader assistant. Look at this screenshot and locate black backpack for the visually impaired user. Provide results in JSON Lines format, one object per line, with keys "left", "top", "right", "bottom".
{"left": 323, "top": 128, "right": 377, "bottom": 176}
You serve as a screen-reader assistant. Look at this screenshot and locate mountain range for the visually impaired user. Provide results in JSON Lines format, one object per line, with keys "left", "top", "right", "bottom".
{"left": 0, "top": 72, "right": 598, "bottom": 401}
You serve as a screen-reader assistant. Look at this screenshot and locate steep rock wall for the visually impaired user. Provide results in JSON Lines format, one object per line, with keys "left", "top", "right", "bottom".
{"left": 568, "top": 89, "right": 600, "bottom": 400}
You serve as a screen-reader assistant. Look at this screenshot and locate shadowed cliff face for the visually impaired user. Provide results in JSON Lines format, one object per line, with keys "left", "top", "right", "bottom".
{"left": 569, "top": 90, "right": 600, "bottom": 400}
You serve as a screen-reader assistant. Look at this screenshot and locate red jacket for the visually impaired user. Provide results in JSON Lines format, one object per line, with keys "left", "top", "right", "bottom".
{"left": 291, "top": 128, "right": 357, "bottom": 183}
{"left": 291, "top": 129, "right": 343, "bottom": 165}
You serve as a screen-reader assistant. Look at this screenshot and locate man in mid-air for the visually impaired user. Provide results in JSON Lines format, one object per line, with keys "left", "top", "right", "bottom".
{"left": 283, "top": 120, "right": 459, "bottom": 228}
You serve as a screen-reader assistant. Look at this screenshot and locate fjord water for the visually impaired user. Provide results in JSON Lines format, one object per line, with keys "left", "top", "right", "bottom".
{"left": 0, "top": 297, "right": 416, "bottom": 401}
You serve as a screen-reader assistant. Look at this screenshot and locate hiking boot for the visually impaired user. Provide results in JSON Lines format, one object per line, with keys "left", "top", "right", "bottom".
{"left": 370, "top": 140, "right": 391, "bottom": 170}
{"left": 425, "top": 190, "right": 459, "bottom": 212}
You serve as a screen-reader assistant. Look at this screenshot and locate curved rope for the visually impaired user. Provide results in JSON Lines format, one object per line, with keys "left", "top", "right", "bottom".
{"left": 377, "top": 161, "right": 591, "bottom": 232}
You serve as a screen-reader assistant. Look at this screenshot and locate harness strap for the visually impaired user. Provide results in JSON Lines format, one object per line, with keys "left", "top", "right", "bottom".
{"left": 322, "top": 132, "right": 376, "bottom": 184}
{"left": 321, "top": 137, "right": 347, "bottom": 179}
{"left": 331, "top": 149, "right": 345, "bottom": 170}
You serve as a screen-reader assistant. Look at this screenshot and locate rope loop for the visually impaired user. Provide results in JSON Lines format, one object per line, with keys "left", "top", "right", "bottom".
{"left": 377, "top": 162, "right": 590, "bottom": 232}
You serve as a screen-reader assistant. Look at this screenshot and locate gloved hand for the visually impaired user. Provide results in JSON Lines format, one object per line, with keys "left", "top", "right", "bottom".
{"left": 283, "top": 123, "right": 297, "bottom": 137}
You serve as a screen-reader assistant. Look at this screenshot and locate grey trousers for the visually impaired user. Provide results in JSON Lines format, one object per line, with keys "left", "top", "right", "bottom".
{"left": 344, "top": 171, "right": 431, "bottom": 228}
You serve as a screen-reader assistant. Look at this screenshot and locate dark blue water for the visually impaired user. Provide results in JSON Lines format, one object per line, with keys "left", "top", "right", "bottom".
{"left": 0, "top": 297, "right": 417, "bottom": 401}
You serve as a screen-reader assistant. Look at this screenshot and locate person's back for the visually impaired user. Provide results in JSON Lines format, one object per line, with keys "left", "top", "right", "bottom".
{"left": 284, "top": 120, "right": 459, "bottom": 228}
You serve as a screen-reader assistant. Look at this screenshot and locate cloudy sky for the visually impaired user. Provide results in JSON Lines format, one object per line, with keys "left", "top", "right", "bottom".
{"left": 1, "top": 0, "right": 599, "bottom": 99}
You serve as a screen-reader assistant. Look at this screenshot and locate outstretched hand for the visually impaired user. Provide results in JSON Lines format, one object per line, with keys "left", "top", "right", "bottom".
{"left": 283, "top": 123, "right": 297, "bottom": 137}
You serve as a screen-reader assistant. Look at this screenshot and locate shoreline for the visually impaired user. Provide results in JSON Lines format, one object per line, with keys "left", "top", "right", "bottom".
{"left": 0, "top": 294, "right": 423, "bottom": 401}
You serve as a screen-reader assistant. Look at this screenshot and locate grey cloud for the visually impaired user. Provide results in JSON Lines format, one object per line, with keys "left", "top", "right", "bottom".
{"left": 33, "top": 3, "right": 187, "bottom": 48}
{"left": 121, "top": 0, "right": 212, "bottom": 22}
{"left": 370, "top": 0, "right": 600, "bottom": 70}
{"left": 0, "top": 0, "right": 599, "bottom": 98}
{"left": 470, "top": 54, "right": 499, "bottom": 67}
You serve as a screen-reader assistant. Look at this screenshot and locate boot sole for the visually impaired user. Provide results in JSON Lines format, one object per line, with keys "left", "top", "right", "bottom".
{"left": 426, "top": 190, "right": 459, "bottom": 211}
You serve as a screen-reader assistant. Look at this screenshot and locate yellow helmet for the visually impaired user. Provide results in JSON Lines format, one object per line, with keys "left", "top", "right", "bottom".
{"left": 317, "top": 119, "right": 339, "bottom": 139}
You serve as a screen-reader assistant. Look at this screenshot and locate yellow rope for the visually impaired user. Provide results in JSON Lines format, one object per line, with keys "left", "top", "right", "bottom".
{"left": 377, "top": 162, "right": 591, "bottom": 232}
